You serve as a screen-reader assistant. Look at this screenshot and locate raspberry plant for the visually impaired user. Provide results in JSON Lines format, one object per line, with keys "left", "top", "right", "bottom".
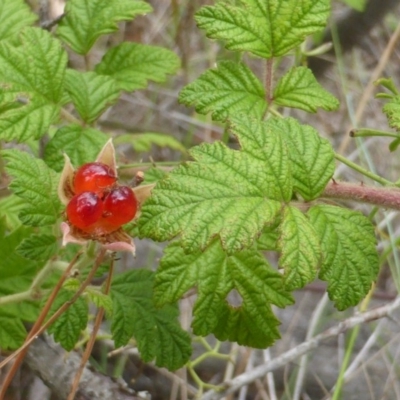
{"left": 0, "top": 0, "right": 399, "bottom": 396}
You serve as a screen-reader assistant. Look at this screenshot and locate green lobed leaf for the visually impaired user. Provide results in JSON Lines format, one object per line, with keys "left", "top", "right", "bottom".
{"left": 57, "top": 0, "right": 152, "bottom": 55}
{"left": 44, "top": 124, "right": 108, "bottom": 172}
{"left": 95, "top": 42, "right": 180, "bottom": 91}
{"left": 383, "top": 95, "right": 400, "bottom": 131}
{"left": 273, "top": 66, "right": 339, "bottom": 112}
{"left": 308, "top": 205, "right": 379, "bottom": 310}
{"left": 47, "top": 288, "right": 88, "bottom": 351}
{"left": 195, "top": 0, "right": 330, "bottom": 59}
{"left": 0, "top": 314, "right": 26, "bottom": 350}
{"left": 16, "top": 233, "right": 58, "bottom": 263}
{"left": 155, "top": 240, "right": 293, "bottom": 348}
{"left": 142, "top": 167, "right": 168, "bottom": 185}
{"left": 0, "top": 0, "right": 37, "bottom": 41}
{"left": 267, "top": 117, "right": 335, "bottom": 200}
{"left": 111, "top": 269, "right": 191, "bottom": 370}
{"left": 86, "top": 288, "right": 113, "bottom": 317}
{"left": 0, "top": 27, "right": 67, "bottom": 142}
{"left": 179, "top": 61, "right": 266, "bottom": 121}
{"left": 64, "top": 70, "right": 120, "bottom": 123}
{"left": 2, "top": 149, "right": 62, "bottom": 226}
{"left": 115, "top": 132, "right": 186, "bottom": 153}
{"left": 138, "top": 126, "right": 291, "bottom": 253}
{"left": 278, "top": 206, "right": 320, "bottom": 290}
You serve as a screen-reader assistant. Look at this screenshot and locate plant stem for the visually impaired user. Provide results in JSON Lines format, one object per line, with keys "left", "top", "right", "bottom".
{"left": 335, "top": 153, "right": 393, "bottom": 186}
{"left": 322, "top": 181, "right": 400, "bottom": 210}
{"left": 350, "top": 128, "right": 399, "bottom": 139}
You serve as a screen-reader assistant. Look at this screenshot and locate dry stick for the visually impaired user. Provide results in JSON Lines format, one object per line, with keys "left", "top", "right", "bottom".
{"left": 0, "top": 248, "right": 106, "bottom": 397}
{"left": 0, "top": 251, "right": 83, "bottom": 399}
{"left": 201, "top": 296, "right": 400, "bottom": 400}
{"left": 338, "top": 22, "right": 400, "bottom": 155}
{"left": 67, "top": 257, "right": 114, "bottom": 400}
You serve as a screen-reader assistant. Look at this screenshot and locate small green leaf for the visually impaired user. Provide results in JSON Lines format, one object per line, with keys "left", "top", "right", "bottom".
{"left": 115, "top": 132, "right": 186, "bottom": 153}
{"left": 2, "top": 149, "right": 62, "bottom": 226}
{"left": 389, "top": 137, "right": 400, "bottom": 152}
{"left": 267, "top": 117, "right": 335, "bottom": 200}
{"left": 16, "top": 234, "right": 58, "bottom": 263}
{"left": 0, "top": 314, "right": 26, "bottom": 350}
{"left": 143, "top": 167, "right": 168, "bottom": 185}
{"left": 57, "top": 0, "right": 152, "bottom": 55}
{"left": 278, "top": 206, "right": 320, "bottom": 290}
{"left": 47, "top": 288, "right": 88, "bottom": 351}
{"left": 195, "top": 0, "right": 330, "bottom": 59}
{"left": 308, "top": 205, "right": 379, "bottom": 310}
{"left": 0, "top": 0, "right": 37, "bottom": 40}
{"left": 44, "top": 124, "right": 108, "bottom": 172}
{"left": 273, "top": 66, "right": 339, "bottom": 112}
{"left": 0, "top": 27, "right": 67, "bottom": 142}
{"left": 96, "top": 42, "right": 180, "bottom": 91}
{"left": 64, "top": 70, "right": 120, "bottom": 123}
{"left": 179, "top": 61, "right": 266, "bottom": 121}
{"left": 111, "top": 269, "right": 191, "bottom": 370}
{"left": 155, "top": 240, "right": 293, "bottom": 348}
{"left": 138, "top": 130, "right": 291, "bottom": 253}
{"left": 0, "top": 195, "right": 24, "bottom": 230}
{"left": 340, "top": 0, "right": 367, "bottom": 11}
{"left": 383, "top": 95, "right": 400, "bottom": 131}
{"left": 86, "top": 288, "right": 113, "bottom": 317}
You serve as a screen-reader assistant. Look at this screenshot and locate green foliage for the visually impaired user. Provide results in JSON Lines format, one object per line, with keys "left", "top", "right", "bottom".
{"left": 64, "top": 70, "right": 120, "bottom": 123}
{"left": 195, "top": 0, "right": 330, "bottom": 58}
{"left": 115, "top": 133, "right": 186, "bottom": 153}
{"left": 273, "top": 67, "right": 339, "bottom": 112}
{"left": 44, "top": 125, "right": 108, "bottom": 171}
{"left": 2, "top": 150, "right": 61, "bottom": 226}
{"left": 57, "top": 0, "right": 152, "bottom": 55}
{"left": 16, "top": 234, "right": 58, "bottom": 263}
{"left": 383, "top": 96, "right": 400, "bottom": 131}
{"left": 0, "top": 195, "right": 24, "bottom": 230}
{"left": 308, "top": 205, "right": 379, "bottom": 310}
{"left": 340, "top": 0, "right": 367, "bottom": 12}
{"left": 0, "top": 314, "right": 26, "bottom": 350}
{"left": 47, "top": 288, "right": 88, "bottom": 351}
{"left": 0, "top": 28, "right": 67, "bottom": 142}
{"left": 96, "top": 42, "right": 180, "bottom": 91}
{"left": 111, "top": 269, "right": 192, "bottom": 370}
{"left": 0, "top": 0, "right": 37, "bottom": 41}
{"left": 179, "top": 61, "right": 266, "bottom": 121}
{"left": 155, "top": 240, "right": 293, "bottom": 348}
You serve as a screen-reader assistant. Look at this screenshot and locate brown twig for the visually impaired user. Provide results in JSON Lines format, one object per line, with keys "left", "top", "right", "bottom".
{"left": 0, "top": 248, "right": 106, "bottom": 398}
{"left": 67, "top": 256, "right": 114, "bottom": 399}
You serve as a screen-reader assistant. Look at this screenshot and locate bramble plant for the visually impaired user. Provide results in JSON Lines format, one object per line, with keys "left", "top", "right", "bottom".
{"left": 0, "top": 0, "right": 400, "bottom": 397}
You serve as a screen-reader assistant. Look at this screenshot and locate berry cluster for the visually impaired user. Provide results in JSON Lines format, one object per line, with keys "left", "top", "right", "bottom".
{"left": 66, "top": 162, "right": 138, "bottom": 236}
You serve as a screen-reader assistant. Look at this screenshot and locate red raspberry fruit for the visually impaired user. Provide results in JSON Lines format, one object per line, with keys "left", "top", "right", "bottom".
{"left": 66, "top": 192, "right": 103, "bottom": 231}
{"left": 74, "top": 162, "right": 116, "bottom": 195}
{"left": 103, "top": 186, "right": 138, "bottom": 227}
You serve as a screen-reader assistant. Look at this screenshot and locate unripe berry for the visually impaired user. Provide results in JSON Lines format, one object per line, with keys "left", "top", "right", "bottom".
{"left": 74, "top": 162, "right": 116, "bottom": 195}
{"left": 66, "top": 192, "right": 103, "bottom": 231}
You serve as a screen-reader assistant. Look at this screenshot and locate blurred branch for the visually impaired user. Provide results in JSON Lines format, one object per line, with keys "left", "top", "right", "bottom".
{"left": 201, "top": 296, "right": 400, "bottom": 400}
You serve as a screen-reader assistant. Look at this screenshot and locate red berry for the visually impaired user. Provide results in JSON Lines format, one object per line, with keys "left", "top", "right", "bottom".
{"left": 103, "top": 186, "right": 138, "bottom": 227}
{"left": 74, "top": 162, "right": 116, "bottom": 195}
{"left": 66, "top": 192, "right": 103, "bottom": 231}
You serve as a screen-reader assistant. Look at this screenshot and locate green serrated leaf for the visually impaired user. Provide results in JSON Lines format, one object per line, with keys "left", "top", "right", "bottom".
{"left": 267, "top": 117, "right": 335, "bottom": 200}
{"left": 64, "top": 70, "right": 120, "bottom": 123}
{"left": 195, "top": 0, "right": 330, "bottom": 59}
{"left": 0, "top": 195, "right": 24, "bottom": 230}
{"left": 156, "top": 240, "right": 293, "bottom": 348}
{"left": 115, "top": 132, "right": 186, "bottom": 153}
{"left": 278, "top": 206, "right": 320, "bottom": 290}
{"left": 2, "top": 149, "right": 62, "bottom": 226}
{"left": 57, "top": 0, "right": 152, "bottom": 55}
{"left": 179, "top": 61, "right": 266, "bottom": 121}
{"left": 44, "top": 124, "right": 108, "bottom": 172}
{"left": 47, "top": 288, "right": 88, "bottom": 351}
{"left": 383, "top": 96, "right": 400, "bottom": 131}
{"left": 256, "top": 218, "right": 280, "bottom": 251}
{"left": 0, "top": 0, "right": 37, "bottom": 41}
{"left": 0, "top": 27, "right": 67, "bottom": 142}
{"left": 86, "top": 288, "right": 113, "bottom": 317}
{"left": 16, "top": 233, "right": 58, "bottom": 262}
{"left": 0, "top": 314, "right": 26, "bottom": 350}
{"left": 308, "top": 205, "right": 379, "bottom": 310}
{"left": 139, "top": 131, "right": 291, "bottom": 253}
{"left": 273, "top": 66, "right": 339, "bottom": 112}
{"left": 111, "top": 269, "right": 191, "bottom": 370}
{"left": 96, "top": 42, "right": 180, "bottom": 91}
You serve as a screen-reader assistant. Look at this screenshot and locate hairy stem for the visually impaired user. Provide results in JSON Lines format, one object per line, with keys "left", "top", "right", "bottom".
{"left": 322, "top": 181, "right": 400, "bottom": 210}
